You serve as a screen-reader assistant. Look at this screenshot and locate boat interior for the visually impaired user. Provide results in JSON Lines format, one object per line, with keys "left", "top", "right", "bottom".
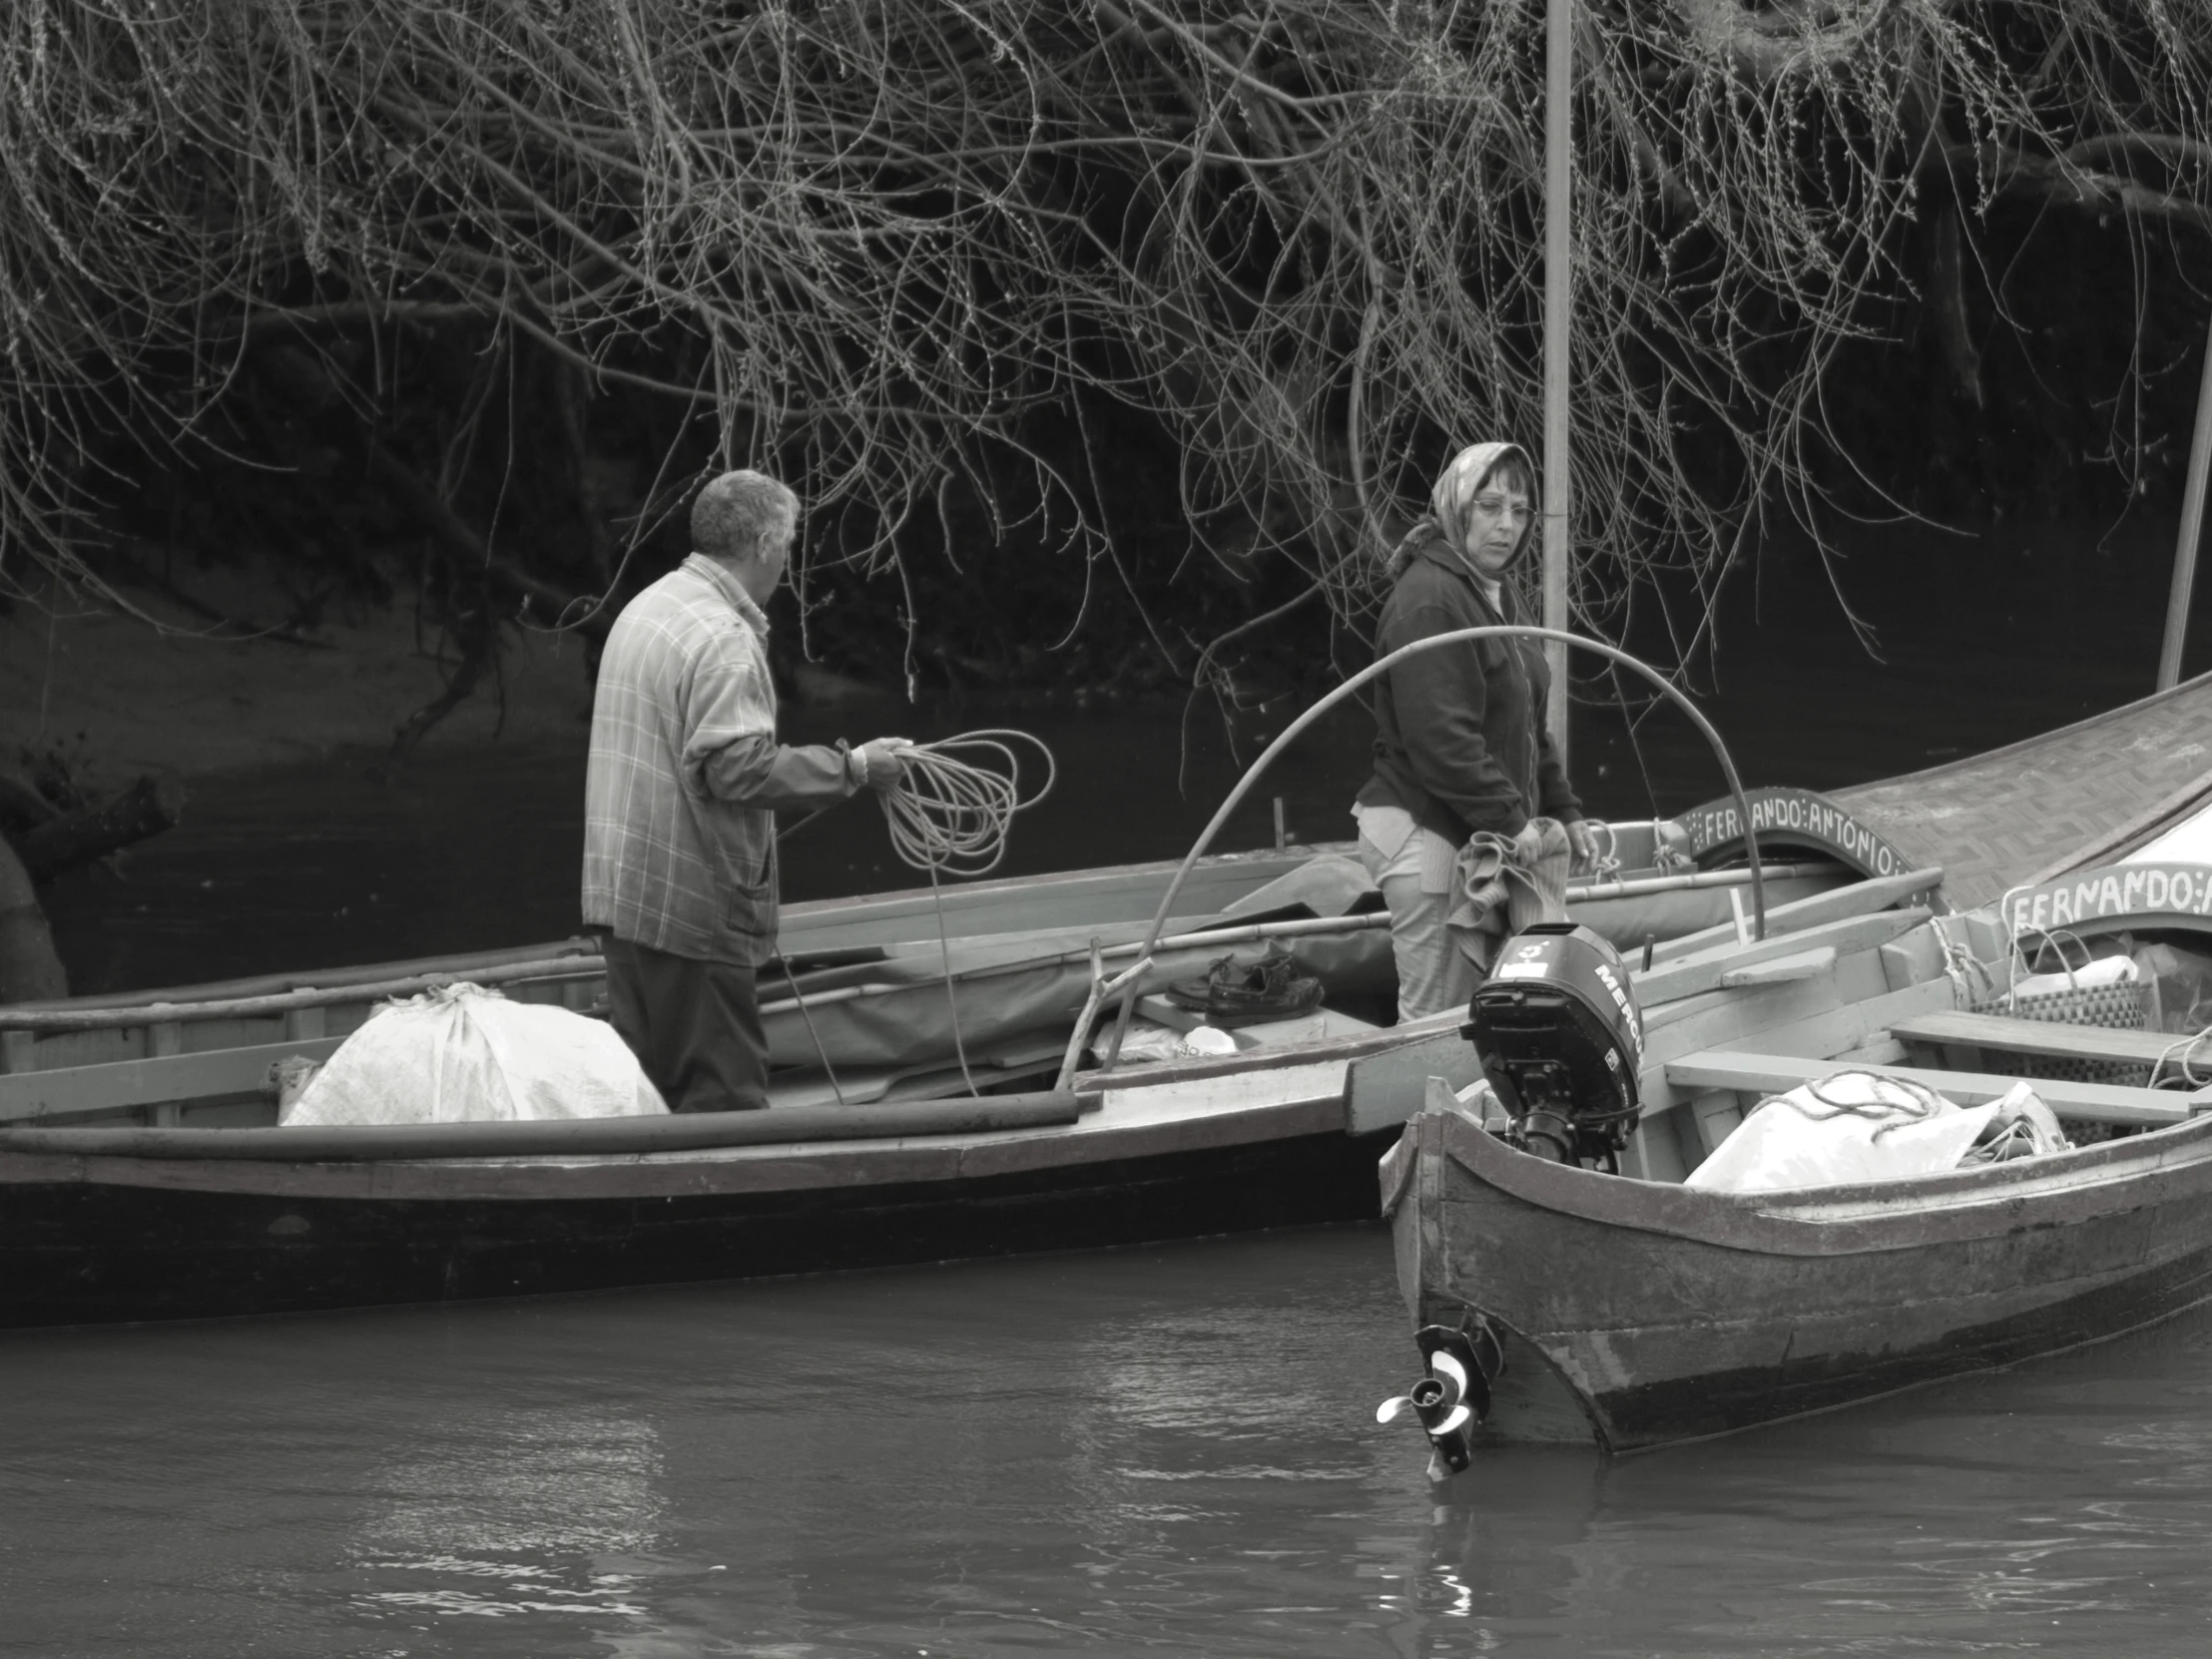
{"left": 1564, "top": 865, "right": 2212, "bottom": 1188}
{"left": 0, "top": 817, "right": 1858, "bottom": 1136}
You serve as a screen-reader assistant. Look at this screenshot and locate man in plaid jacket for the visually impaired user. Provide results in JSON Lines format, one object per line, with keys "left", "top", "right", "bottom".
{"left": 582, "top": 470, "right": 910, "bottom": 1111}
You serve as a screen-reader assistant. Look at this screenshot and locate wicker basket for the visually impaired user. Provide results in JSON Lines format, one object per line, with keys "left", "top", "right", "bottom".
{"left": 1968, "top": 979, "right": 2150, "bottom": 1089}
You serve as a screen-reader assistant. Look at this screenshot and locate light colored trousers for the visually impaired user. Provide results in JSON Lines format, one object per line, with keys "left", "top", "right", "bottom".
{"left": 1355, "top": 805, "right": 1479, "bottom": 1024}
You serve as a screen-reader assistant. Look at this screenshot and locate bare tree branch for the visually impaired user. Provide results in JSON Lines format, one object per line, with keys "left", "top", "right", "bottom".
{"left": 0, "top": 0, "right": 2206, "bottom": 685}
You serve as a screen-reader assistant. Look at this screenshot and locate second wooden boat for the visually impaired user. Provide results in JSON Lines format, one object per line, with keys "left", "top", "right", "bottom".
{"left": 1382, "top": 838, "right": 2212, "bottom": 1459}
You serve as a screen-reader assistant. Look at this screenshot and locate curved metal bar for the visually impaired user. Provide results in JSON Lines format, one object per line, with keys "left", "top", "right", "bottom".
{"left": 1100, "top": 627, "right": 1764, "bottom": 1070}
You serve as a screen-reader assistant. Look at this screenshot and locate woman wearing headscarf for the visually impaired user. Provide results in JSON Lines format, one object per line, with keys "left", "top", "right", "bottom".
{"left": 1355, "top": 441, "right": 1596, "bottom": 1021}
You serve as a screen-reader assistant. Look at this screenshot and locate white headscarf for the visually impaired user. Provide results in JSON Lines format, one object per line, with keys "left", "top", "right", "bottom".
{"left": 1387, "top": 441, "right": 1537, "bottom": 578}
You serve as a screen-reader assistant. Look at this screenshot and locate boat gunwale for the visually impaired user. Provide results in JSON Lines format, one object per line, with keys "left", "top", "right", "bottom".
{"left": 2, "top": 814, "right": 1724, "bottom": 1020}
{"left": 1414, "top": 1102, "right": 2212, "bottom": 1256}
{"left": 0, "top": 1089, "right": 1083, "bottom": 1164}
{"left": 1080, "top": 1009, "right": 1466, "bottom": 1092}
{"left": 3, "top": 845, "right": 1339, "bottom": 1015}
{"left": 0, "top": 1088, "right": 1355, "bottom": 1200}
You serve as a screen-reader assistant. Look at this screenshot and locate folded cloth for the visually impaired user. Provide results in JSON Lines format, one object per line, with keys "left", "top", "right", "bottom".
{"left": 1447, "top": 817, "right": 1571, "bottom": 970}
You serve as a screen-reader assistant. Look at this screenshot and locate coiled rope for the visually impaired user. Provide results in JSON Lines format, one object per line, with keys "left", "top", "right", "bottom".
{"left": 2153, "top": 1024, "right": 2212, "bottom": 1090}
{"left": 777, "top": 730, "right": 1055, "bottom": 1103}
{"left": 1755, "top": 1070, "right": 1949, "bottom": 1142}
{"left": 876, "top": 731, "right": 1057, "bottom": 880}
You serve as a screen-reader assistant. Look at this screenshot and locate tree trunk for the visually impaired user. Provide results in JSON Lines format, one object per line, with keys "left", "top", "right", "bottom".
{"left": 0, "top": 837, "right": 67, "bottom": 1004}
{"left": 11, "top": 775, "right": 186, "bottom": 884}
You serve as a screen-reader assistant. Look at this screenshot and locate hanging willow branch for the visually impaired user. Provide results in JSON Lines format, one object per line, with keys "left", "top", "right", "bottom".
{"left": 1, "top": 0, "right": 2209, "bottom": 677}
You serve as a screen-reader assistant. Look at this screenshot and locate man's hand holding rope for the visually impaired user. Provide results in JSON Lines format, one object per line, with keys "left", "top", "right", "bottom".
{"left": 856, "top": 737, "right": 916, "bottom": 797}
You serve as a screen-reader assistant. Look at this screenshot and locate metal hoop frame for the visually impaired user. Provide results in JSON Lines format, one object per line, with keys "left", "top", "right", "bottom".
{"left": 1101, "top": 627, "right": 1766, "bottom": 1070}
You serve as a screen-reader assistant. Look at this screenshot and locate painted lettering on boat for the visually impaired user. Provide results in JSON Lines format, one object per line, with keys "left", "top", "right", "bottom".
{"left": 1675, "top": 788, "right": 1911, "bottom": 879}
{"left": 2004, "top": 861, "right": 2212, "bottom": 936}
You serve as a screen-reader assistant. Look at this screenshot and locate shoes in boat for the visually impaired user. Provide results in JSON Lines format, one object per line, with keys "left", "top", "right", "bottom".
{"left": 1165, "top": 944, "right": 1324, "bottom": 1029}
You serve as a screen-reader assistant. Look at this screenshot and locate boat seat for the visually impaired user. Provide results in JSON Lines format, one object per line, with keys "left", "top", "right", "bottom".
{"left": 1887, "top": 1009, "right": 2193, "bottom": 1069}
{"left": 1662, "top": 1048, "right": 2212, "bottom": 1127}
{"left": 0, "top": 1037, "right": 345, "bottom": 1127}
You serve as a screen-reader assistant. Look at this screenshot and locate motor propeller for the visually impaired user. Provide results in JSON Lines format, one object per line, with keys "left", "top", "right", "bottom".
{"left": 1376, "top": 1322, "right": 1501, "bottom": 1479}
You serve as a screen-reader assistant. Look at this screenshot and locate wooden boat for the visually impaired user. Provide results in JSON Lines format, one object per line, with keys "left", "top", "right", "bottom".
{"left": 7, "top": 669, "right": 2212, "bottom": 1331}
{"left": 0, "top": 814, "right": 1852, "bottom": 1330}
{"left": 1383, "top": 829, "right": 2212, "bottom": 1457}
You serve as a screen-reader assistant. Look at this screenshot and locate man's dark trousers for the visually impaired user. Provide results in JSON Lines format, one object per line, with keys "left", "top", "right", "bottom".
{"left": 600, "top": 934, "right": 769, "bottom": 1112}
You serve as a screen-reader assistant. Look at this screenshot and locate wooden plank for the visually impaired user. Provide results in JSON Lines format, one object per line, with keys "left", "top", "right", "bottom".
{"left": 1720, "top": 946, "right": 1836, "bottom": 988}
{"left": 1689, "top": 1090, "right": 1744, "bottom": 1156}
{"left": 1346, "top": 1028, "right": 1487, "bottom": 1136}
{"left": 783, "top": 855, "right": 1294, "bottom": 954}
{"left": 1652, "top": 908, "right": 1928, "bottom": 978}
{"left": 1646, "top": 867, "right": 1942, "bottom": 965}
{"left": 2, "top": 1091, "right": 1085, "bottom": 1163}
{"left": 1628, "top": 1114, "right": 1689, "bottom": 1183}
{"left": 0, "top": 957, "right": 605, "bottom": 1033}
{"left": 1668, "top": 1101, "right": 1708, "bottom": 1173}
{"left": 1631, "top": 909, "right": 1928, "bottom": 1007}
{"left": 0, "top": 1038, "right": 346, "bottom": 1125}
{"left": 1661, "top": 1049, "right": 2210, "bottom": 1127}
{"left": 1879, "top": 923, "right": 1946, "bottom": 994}
{"left": 1834, "top": 1038, "right": 1911, "bottom": 1065}
{"left": 1646, "top": 944, "right": 1878, "bottom": 1051}
{"left": 1644, "top": 941, "right": 1882, "bottom": 1036}
{"left": 1890, "top": 1010, "right": 2192, "bottom": 1068}
{"left": 16, "top": 1028, "right": 146, "bottom": 1074}
{"left": 1731, "top": 978, "right": 1958, "bottom": 1063}
{"left": 1644, "top": 974, "right": 1850, "bottom": 1062}
{"left": 148, "top": 1024, "right": 183, "bottom": 1125}
{"left": 1636, "top": 951, "right": 1942, "bottom": 1110}
{"left": 1090, "top": 1057, "right": 1352, "bottom": 1126}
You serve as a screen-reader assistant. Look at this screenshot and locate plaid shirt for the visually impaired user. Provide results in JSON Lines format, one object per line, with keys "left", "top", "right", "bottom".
{"left": 582, "top": 555, "right": 859, "bottom": 965}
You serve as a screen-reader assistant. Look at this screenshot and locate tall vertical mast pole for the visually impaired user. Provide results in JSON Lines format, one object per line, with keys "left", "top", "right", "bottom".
{"left": 1541, "top": 0, "right": 1574, "bottom": 763}
{"left": 2157, "top": 309, "right": 2212, "bottom": 691}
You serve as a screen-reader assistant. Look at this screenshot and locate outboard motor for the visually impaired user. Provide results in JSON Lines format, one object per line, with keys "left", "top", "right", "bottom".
{"left": 1464, "top": 921, "right": 1643, "bottom": 1170}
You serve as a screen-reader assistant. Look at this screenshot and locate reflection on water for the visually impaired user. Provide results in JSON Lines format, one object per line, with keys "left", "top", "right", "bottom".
{"left": 351, "top": 1407, "right": 665, "bottom": 1625}
{"left": 8, "top": 1229, "right": 2212, "bottom": 1655}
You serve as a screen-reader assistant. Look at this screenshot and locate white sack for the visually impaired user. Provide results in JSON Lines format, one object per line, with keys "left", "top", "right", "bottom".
{"left": 1684, "top": 1071, "right": 1996, "bottom": 1194}
{"left": 283, "top": 984, "right": 667, "bottom": 1126}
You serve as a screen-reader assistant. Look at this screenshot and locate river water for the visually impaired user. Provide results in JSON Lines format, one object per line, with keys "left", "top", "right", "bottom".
{"left": 11, "top": 523, "right": 2212, "bottom": 1653}
{"left": 9, "top": 1229, "right": 2212, "bottom": 1656}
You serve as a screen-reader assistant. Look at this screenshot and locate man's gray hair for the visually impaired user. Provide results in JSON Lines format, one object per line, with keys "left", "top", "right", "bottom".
{"left": 692, "top": 470, "right": 799, "bottom": 562}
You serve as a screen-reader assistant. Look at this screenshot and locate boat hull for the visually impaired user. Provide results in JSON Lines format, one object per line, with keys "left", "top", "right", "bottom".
{"left": 0, "top": 1107, "right": 1397, "bottom": 1331}
{"left": 1387, "top": 1105, "right": 2212, "bottom": 1451}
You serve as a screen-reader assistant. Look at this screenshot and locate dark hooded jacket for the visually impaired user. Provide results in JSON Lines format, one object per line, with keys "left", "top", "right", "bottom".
{"left": 1357, "top": 477, "right": 1582, "bottom": 843}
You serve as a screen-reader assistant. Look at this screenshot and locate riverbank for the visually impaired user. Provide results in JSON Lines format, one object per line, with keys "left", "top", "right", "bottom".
{"left": 11, "top": 507, "right": 2204, "bottom": 997}
{"left": 0, "top": 570, "right": 599, "bottom": 788}
{"left": 0, "top": 564, "right": 1197, "bottom": 796}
